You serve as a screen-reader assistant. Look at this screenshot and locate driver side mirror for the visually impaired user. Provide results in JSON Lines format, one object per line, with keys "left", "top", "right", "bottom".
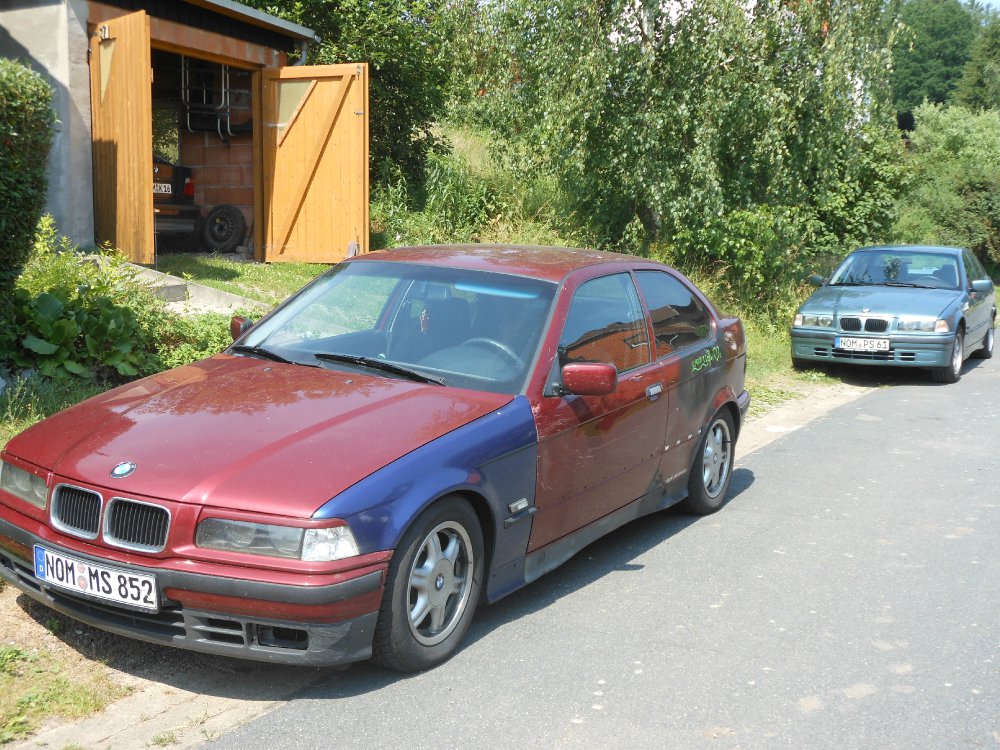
{"left": 230, "top": 315, "right": 254, "bottom": 342}
{"left": 971, "top": 279, "right": 993, "bottom": 294}
{"left": 561, "top": 362, "right": 617, "bottom": 396}
{"left": 808, "top": 274, "right": 825, "bottom": 286}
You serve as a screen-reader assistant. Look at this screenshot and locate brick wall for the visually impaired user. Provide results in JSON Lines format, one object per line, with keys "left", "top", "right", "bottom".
{"left": 179, "top": 130, "right": 254, "bottom": 227}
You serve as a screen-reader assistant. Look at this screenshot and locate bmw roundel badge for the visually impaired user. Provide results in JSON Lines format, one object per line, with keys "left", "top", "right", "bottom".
{"left": 110, "top": 461, "right": 136, "bottom": 479}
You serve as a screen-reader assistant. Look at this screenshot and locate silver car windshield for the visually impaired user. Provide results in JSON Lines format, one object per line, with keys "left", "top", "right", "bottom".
{"left": 237, "top": 261, "right": 556, "bottom": 395}
{"left": 829, "top": 250, "right": 961, "bottom": 290}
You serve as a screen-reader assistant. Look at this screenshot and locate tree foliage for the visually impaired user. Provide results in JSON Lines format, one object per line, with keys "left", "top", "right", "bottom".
{"left": 446, "top": 0, "right": 904, "bottom": 302}
{"left": 891, "top": 0, "right": 978, "bottom": 117}
{"left": 894, "top": 103, "right": 1000, "bottom": 267}
{"left": 954, "top": 18, "right": 1000, "bottom": 110}
{"left": 245, "top": 0, "right": 450, "bottom": 185}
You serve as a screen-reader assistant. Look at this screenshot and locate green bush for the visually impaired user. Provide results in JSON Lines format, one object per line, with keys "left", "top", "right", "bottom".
{"left": 894, "top": 103, "right": 1000, "bottom": 267}
{"left": 1, "top": 217, "right": 234, "bottom": 380}
{"left": 0, "top": 59, "right": 56, "bottom": 298}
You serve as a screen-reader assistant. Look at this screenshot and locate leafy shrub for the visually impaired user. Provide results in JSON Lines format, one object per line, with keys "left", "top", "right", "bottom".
{"left": 893, "top": 103, "right": 1000, "bottom": 267}
{"left": 0, "top": 59, "right": 55, "bottom": 298}
{"left": 1, "top": 217, "right": 233, "bottom": 380}
{"left": 370, "top": 128, "right": 577, "bottom": 250}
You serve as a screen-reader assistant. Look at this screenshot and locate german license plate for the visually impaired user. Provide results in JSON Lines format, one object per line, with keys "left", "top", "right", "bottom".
{"left": 33, "top": 545, "right": 158, "bottom": 611}
{"left": 152, "top": 182, "right": 172, "bottom": 195}
{"left": 836, "top": 337, "right": 890, "bottom": 352}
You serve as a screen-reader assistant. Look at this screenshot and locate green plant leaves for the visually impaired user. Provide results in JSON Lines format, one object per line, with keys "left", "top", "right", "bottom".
{"left": 21, "top": 335, "right": 58, "bottom": 355}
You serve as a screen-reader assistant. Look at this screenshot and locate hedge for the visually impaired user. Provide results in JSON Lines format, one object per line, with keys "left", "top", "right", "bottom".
{"left": 0, "top": 58, "right": 56, "bottom": 298}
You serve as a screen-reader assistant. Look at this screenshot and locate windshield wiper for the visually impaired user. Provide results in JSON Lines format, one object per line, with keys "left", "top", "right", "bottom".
{"left": 314, "top": 353, "right": 445, "bottom": 386}
{"left": 884, "top": 281, "right": 934, "bottom": 288}
{"left": 830, "top": 281, "right": 871, "bottom": 287}
{"left": 230, "top": 344, "right": 302, "bottom": 366}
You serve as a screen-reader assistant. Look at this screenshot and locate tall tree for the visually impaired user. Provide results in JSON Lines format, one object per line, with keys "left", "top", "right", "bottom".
{"left": 954, "top": 18, "right": 1000, "bottom": 110}
{"left": 246, "top": 0, "right": 450, "bottom": 186}
{"left": 891, "top": 0, "right": 978, "bottom": 122}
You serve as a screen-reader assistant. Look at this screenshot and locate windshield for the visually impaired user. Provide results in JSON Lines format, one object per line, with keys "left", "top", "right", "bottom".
{"left": 237, "top": 261, "right": 556, "bottom": 395}
{"left": 829, "top": 250, "right": 961, "bottom": 290}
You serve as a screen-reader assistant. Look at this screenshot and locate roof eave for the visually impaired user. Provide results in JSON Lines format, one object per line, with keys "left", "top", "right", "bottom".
{"left": 182, "top": 0, "right": 320, "bottom": 43}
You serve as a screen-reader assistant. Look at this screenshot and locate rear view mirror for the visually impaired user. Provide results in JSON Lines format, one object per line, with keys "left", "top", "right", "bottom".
{"left": 230, "top": 315, "right": 254, "bottom": 341}
{"left": 561, "top": 362, "right": 617, "bottom": 396}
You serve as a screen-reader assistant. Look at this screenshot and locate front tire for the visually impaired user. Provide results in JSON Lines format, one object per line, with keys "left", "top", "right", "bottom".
{"left": 681, "top": 410, "right": 735, "bottom": 515}
{"left": 372, "top": 497, "right": 484, "bottom": 672}
{"left": 972, "top": 317, "right": 994, "bottom": 360}
{"left": 931, "top": 329, "right": 964, "bottom": 384}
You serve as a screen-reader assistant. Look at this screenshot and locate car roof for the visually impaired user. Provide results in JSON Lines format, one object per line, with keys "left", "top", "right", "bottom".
{"left": 349, "top": 244, "right": 652, "bottom": 283}
{"left": 854, "top": 244, "right": 965, "bottom": 257}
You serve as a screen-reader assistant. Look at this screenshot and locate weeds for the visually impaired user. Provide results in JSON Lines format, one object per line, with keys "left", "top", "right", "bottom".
{"left": 0, "top": 650, "right": 127, "bottom": 743}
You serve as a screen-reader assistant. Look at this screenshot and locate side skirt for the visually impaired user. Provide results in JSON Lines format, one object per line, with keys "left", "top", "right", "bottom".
{"left": 520, "top": 483, "right": 687, "bottom": 586}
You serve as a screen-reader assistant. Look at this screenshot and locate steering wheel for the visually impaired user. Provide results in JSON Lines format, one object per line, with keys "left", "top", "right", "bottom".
{"left": 463, "top": 337, "right": 525, "bottom": 370}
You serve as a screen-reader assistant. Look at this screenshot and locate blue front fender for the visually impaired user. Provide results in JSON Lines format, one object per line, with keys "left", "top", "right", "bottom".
{"left": 312, "top": 395, "right": 538, "bottom": 600}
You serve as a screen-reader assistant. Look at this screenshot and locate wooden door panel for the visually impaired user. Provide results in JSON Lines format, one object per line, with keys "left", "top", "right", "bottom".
{"left": 89, "top": 11, "right": 154, "bottom": 264}
{"left": 260, "top": 64, "right": 369, "bottom": 263}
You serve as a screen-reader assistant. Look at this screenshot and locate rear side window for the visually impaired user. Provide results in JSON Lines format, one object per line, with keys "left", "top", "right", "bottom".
{"left": 559, "top": 274, "right": 650, "bottom": 373}
{"left": 636, "top": 271, "right": 712, "bottom": 357}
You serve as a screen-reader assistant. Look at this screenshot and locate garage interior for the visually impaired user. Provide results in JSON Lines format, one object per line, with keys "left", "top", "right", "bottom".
{"left": 86, "top": 1, "right": 369, "bottom": 267}
{"left": 151, "top": 49, "right": 255, "bottom": 253}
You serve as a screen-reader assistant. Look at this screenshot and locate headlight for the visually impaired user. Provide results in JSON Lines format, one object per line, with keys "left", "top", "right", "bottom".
{"left": 793, "top": 313, "right": 833, "bottom": 327}
{"left": 897, "top": 319, "right": 949, "bottom": 333}
{"left": 195, "top": 518, "right": 359, "bottom": 561}
{"left": 0, "top": 460, "right": 48, "bottom": 509}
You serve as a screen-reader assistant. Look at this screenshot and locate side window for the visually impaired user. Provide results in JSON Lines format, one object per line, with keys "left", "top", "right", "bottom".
{"left": 559, "top": 274, "right": 650, "bottom": 373}
{"left": 636, "top": 270, "right": 712, "bottom": 357}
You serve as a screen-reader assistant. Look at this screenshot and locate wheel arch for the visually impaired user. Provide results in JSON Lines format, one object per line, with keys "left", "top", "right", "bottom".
{"left": 708, "top": 386, "right": 742, "bottom": 441}
{"left": 440, "top": 489, "right": 496, "bottom": 590}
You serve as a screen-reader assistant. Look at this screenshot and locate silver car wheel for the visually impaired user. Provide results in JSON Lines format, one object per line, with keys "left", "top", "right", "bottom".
{"left": 407, "top": 521, "right": 475, "bottom": 647}
{"left": 950, "top": 332, "right": 963, "bottom": 376}
{"left": 701, "top": 417, "right": 732, "bottom": 499}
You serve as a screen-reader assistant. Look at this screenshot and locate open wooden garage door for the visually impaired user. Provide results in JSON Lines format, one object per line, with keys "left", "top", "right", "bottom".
{"left": 257, "top": 64, "right": 369, "bottom": 263}
{"left": 88, "top": 11, "right": 154, "bottom": 264}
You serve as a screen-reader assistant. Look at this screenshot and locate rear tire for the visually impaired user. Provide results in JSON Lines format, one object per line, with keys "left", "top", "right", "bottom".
{"left": 931, "top": 329, "right": 963, "bottom": 384}
{"left": 972, "top": 317, "right": 994, "bottom": 360}
{"left": 372, "top": 497, "right": 484, "bottom": 672}
{"left": 680, "top": 410, "right": 735, "bottom": 515}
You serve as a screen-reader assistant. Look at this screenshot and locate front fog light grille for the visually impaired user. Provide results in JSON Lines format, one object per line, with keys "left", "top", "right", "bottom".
{"left": 51, "top": 486, "right": 102, "bottom": 539}
{"left": 105, "top": 498, "right": 170, "bottom": 552}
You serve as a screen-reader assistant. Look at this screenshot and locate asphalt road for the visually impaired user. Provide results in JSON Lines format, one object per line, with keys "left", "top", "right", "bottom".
{"left": 202, "top": 357, "right": 999, "bottom": 750}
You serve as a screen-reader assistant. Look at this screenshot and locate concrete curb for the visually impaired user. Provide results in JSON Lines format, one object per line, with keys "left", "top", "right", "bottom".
{"left": 129, "top": 264, "right": 268, "bottom": 315}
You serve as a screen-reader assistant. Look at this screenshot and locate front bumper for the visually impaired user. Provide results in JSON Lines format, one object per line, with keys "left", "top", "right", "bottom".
{"left": 790, "top": 329, "right": 954, "bottom": 368}
{"left": 0, "top": 513, "right": 384, "bottom": 667}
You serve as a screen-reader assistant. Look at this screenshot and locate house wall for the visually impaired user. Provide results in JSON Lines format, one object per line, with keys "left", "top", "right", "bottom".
{"left": 0, "top": 0, "right": 95, "bottom": 247}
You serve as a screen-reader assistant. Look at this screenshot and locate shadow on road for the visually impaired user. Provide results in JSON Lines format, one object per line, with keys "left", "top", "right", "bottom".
{"left": 804, "top": 356, "right": 990, "bottom": 388}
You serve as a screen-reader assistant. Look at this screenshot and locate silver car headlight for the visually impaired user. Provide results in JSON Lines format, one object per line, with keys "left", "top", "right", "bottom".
{"left": 196, "top": 518, "right": 360, "bottom": 561}
{"left": 793, "top": 313, "right": 834, "bottom": 327}
{"left": 898, "top": 318, "right": 949, "bottom": 333}
{"left": 0, "top": 460, "right": 48, "bottom": 509}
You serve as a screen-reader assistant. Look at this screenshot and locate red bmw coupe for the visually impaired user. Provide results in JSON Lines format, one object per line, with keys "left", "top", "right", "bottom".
{"left": 0, "top": 245, "right": 749, "bottom": 671}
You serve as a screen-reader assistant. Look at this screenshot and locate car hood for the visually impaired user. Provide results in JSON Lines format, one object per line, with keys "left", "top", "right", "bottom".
{"left": 4, "top": 356, "right": 512, "bottom": 517}
{"left": 800, "top": 285, "right": 961, "bottom": 317}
